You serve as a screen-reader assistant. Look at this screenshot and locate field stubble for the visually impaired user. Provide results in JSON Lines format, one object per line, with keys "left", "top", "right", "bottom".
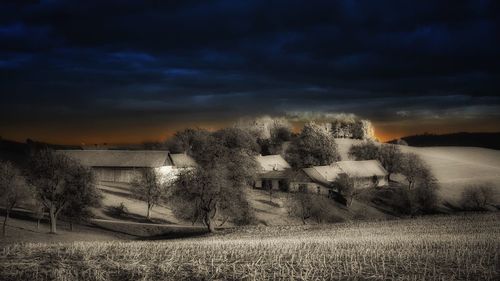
{"left": 1, "top": 213, "right": 498, "bottom": 280}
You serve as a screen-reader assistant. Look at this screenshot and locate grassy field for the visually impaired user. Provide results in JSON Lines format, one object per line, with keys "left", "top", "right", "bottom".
{"left": 1, "top": 213, "right": 498, "bottom": 281}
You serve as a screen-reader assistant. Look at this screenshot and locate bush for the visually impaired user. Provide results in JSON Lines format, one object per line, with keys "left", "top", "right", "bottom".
{"left": 109, "top": 202, "right": 128, "bottom": 217}
{"left": 286, "top": 191, "right": 342, "bottom": 224}
{"left": 411, "top": 181, "right": 440, "bottom": 214}
{"left": 460, "top": 185, "right": 495, "bottom": 211}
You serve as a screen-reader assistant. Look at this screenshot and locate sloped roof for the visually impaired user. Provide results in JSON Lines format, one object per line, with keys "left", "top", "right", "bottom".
{"left": 303, "top": 165, "right": 344, "bottom": 185}
{"left": 58, "top": 150, "right": 172, "bottom": 168}
{"left": 336, "top": 160, "right": 388, "bottom": 178}
{"left": 303, "top": 160, "right": 388, "bottom": 184}
{"left": 169, "top": 153, "right": 197, "bottom": 168}
{"left": 255, "top": 154, "right": 291, "bottom": 172}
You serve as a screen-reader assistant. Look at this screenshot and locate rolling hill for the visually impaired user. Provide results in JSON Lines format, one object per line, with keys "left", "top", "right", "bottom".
{"left": 336, "top": 138, "right": 500, "bottom": 204}
{"left": 388, "top": 132, "right": 500, "bottom": 150}
{"left": 2, "top": 137, "right": 499, "bottom": 237}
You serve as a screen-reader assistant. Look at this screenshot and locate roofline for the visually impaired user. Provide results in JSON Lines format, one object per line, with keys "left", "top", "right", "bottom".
{"left": 57, "top": 149, "right": 170, "bottom": 153}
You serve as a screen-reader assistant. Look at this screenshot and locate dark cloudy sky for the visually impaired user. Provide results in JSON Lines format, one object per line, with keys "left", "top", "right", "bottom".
{"left": 1, "top": 0, "right": 499, "bottom": 144}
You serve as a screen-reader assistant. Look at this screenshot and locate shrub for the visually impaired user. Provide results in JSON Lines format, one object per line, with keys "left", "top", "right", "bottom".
{"left": 286, "top": 191, "right": 342, "bottom": 224}
{"left": 109, "top": 202, "right": 128, "bottom": 217}
{"left": 460, "top": 185, "right": 495, "bottom": 211}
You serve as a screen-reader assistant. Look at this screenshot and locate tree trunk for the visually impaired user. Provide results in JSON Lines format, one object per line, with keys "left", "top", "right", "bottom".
{"left": 146, "top": 204, "right": 151, "bottom": 220}
{"left": 191, "top": 210, "right": 199, "bottom": 225}
{"left": 36, "top": 219, "right": 40, "bottom": 230}
{"left": 2, "top": 210, "right": 9, "bottom": 237}
{"left": 70, "top": 221, "right": 73, "bottom": 231}
{"left": 49, "top": 206, "right": 57, "bottom": 234}
{"left": 204, "top": 214, "right": 215, "bottom": 232}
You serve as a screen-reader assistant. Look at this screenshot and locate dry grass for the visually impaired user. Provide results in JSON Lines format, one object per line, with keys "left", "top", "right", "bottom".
{"left": 1, "top": 213, "right": 498, "bottom": 281}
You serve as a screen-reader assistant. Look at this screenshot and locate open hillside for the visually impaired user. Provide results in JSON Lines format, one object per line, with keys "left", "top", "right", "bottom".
{"left": 93, "top": 181, "right": 392, "bottom": 228}
{"left": 336, "top": 138, "right": 500, "bottom": 204}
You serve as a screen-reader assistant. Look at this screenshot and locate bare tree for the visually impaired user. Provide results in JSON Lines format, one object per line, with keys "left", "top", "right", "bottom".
{"left": 61, "top": 165, "right": 102, "bottom": 231}
{"left": 0, "top": 161, "right": 30, "bottom": 236}
{"left": 400, "top": 153, "right": 430, "bottom": 190}
{"left": 172, "top": 167, "right": 229, "bottom": 232}
{"left": 25, "top": 149, "right": 99, "bottom": 234}
{"left": 378, "top": 144, "right": 404, "bottom": 182}
{"left": 31, "top": 200, "right": 44, "bottom": 231}
{"left": 332, "top": 174, "right": 362, "bottom": 207}
{"left": 131, "top": 168, "right": 167, "bottom": 220}
{"left": 460, "top": 185, "right": 495, "bottom": 210}
{"left": 286, "top": 186, "right": 339, "bottom": 224}
{"left": 287, "top": 188, "right": 313, "bottom": 224}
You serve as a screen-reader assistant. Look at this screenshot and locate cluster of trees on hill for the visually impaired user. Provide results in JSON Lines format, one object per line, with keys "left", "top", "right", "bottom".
{"left": 142, "top": 117, "right": 452, "bottom": 227}
{"left": 163, "top": 121, "right": 347, "bottom": 228}
{"left": 348, "top": 141, "right": 439, "bottom": 214}
{"left": 330, "top": 117, "right": 375, "bottom": 140}
{"left": 285, "top": 122, "right": 340, "bottom": 169}
{"left": 166, "top": 127, "right": 259, "bottom": 232}
{"left": 0, "top": 150, "right": 101, "bottom": 235}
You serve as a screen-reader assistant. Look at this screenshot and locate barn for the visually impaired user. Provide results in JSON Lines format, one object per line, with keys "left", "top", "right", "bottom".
{"left": 59, "top": 150, "right": 173, "bottom": 183}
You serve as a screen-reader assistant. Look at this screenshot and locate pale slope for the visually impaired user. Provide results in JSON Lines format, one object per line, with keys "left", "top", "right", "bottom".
{"left": 336, "top": 138, "right": 500, "bottom": 204}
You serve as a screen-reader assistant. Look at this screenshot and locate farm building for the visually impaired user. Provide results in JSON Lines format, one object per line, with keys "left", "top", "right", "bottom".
{"left": 303, "top": 160, "right": 388, "bottom": 190}
{"left": 58, "top": 150, "right": 173, "bottom": 183}
{"left": 254, "top": 154, "right": 291, "bottom": 190}
{"left": 288, "top": 169, "right": 331, "bottom": 195}
{"left": 156, "top": 153, "right": 199, "bottom": 183}
{"left": 301, "top": 164, "right": 345, "bottom": 195}
{"left": 168, "top": 153, "right": 197, "bottom": 168}
{"left": 336, "top": 160, "right": 388, "bottom": 187}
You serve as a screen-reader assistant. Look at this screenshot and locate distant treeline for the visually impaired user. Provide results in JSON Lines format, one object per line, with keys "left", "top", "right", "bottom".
{"left": 0, "top": 138, "right": 81, "bottom": 167}
{"left": 388, "top": 132, "right": 500, "bottom": 150}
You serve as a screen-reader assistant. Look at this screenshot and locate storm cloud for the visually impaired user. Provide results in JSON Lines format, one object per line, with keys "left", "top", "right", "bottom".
{"left": 1, "top": 0, "right": 499, "bottom": 143}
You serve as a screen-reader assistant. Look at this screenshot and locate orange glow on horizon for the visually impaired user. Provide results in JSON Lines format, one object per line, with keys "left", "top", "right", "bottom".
{"left": 2, "top": 118, "right": 499, "bottom": 145}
